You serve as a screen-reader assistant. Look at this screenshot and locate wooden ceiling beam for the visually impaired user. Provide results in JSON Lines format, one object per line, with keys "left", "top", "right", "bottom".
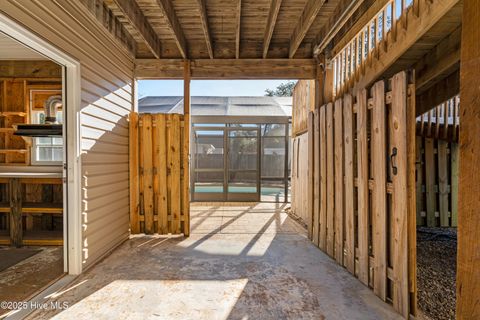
{"left": 135, "top": 59, "right": 317, "bottom": 79}
{"left": 111, "top": 0, "right": 161, "bottom": 58}
{"left": 289, "top": 0, "right": 326, "bottom": 58}
{"left": 235, "top": 0, "right": 242, "bottom": 59}
{"left": 155, "top": 0, "right": 188, "bottom": 58}
{"left": 194, "top": 0, "right": 213, "bottom": 59}
{"left": 79, "top": 0, "right": 136, "bottom": 56}
{"left": 263, "top": 0, "right": 282, "bottom": 59}
{"left": 0, "top": 61, "right": 62, "bottom": 78}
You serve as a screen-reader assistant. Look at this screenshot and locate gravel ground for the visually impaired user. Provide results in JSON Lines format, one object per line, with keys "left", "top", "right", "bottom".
{"left": 417, "top": 227, "right": 457, "bottom": 320}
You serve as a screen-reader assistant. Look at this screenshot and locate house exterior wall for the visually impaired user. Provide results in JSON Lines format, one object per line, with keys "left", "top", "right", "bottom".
{"left": 0, "top": 1, "right": 134, "bottom": 270}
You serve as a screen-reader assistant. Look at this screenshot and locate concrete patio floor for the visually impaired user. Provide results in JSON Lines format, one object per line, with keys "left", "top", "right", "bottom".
{"left": 27, "top": 203, "right": 402, "bottom": 320}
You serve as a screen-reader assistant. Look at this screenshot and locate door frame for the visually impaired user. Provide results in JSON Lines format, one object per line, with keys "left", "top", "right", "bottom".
{"left": 0, "top": 13, "right": 83, "bottom": 275}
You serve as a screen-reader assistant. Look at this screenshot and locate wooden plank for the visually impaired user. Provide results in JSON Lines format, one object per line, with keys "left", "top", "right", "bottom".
{"left": 407, "top": 82, "right": 418, "bottom": 317}
{"left": 312, "top": 109, "right": 320, "bottom": 246}
{"left": 235, "top": 0, "right": 242, "bottom": 59}
{"left": 438, "top": 140, "right": 449, "bottom": 226}
{"left": 343, "top": 93, "right": 355, "bottom": 274}
{"left": 326, "top": 102, "right": 335, "bottom": 257}
{"left": 390, "top": 71, "right": 409, "bottom": 317}
{"left": 183, "top": 61, "right": 191, "bottom": 236}
{"left": 415, "top": 136, "right": 423, "bottom": 226}
{"left": 194, "top": 0, "right": 214, "bottom": 59}
{"left": 319, "top": 105, "right": 327, "bottom": 251}
{"left": 155, "top": 0, "right": 188, "bottom": 58}
{"left": 263, "top": 0, "right": 282, "bottom": 59}
{"left": 289, "top": 0, "right": 326, "bottom": 58}
{"left": 9, "top": 178, "right": 22, "bottom": 247}
{"left": 457, "top": 0, "right": 480, "bottom": 316}
{"left": 135, "top": 59, "right": 317, "bottom": 80}
{"left": 169, "top": 114, "right": 182, "bottom": 234}
{"left": 0, "top": 60, "right": 62, "bottom": 78}
{"left": 111, "top": 0, "right": 161, "bottom": 58}
{"left": 129, "top": 112, "right": 140, "bottom": 234}
{"left": 142, "top": 114, "right": 154, "bottom": 234}
{"left": 424, "top": 138, "right": 436, "bottom": 227}
{"left": 450, "top": 143, "right": 458, "bottom": 227}
{"left": 371, "top": 80, "right": 387, "bottom": 300}
{"left": 307, "top": 111, "right": 314, "bottom": 238}
{"left": 334, "top": 98, "right": 344, "bottom": 265}
{"left": 156, "top": 115, "right": 168, "bottom": 234}
{"left": 356, "top": 88, "right": 369, "bottom": 285}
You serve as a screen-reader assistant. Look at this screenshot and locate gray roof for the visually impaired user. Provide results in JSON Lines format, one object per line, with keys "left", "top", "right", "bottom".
{"left": 138, "top": 96, "right": 292, "bottom": 118}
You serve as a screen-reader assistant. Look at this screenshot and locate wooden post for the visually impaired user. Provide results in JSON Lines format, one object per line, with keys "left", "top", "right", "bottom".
{"left": 307, "top": 111, "right": 314, "bottom": 239}
{"left": 9, "top": 178, "right": 22, "bottom": 247}
{"left": 183, "top": 60, "right": 191, "bottom": 236}
{"left": 312, "top": 109, "right": 320, "bottom": 246}
{"left": 334, "top": 98, "right": 344, "bottom": 265}
{"left": 457, "top": 0, "right": 480, "bottom": 317}
{"left": 326, "top": 102, "right": 335, "bottom": 257}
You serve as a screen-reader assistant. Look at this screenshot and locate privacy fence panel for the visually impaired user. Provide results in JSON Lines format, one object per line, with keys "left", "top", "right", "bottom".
{"left": 129, "top": 113, "right": 190, "bottom": 235}
{"left": 308, "top": 70, "right": 416, "bottom": 318}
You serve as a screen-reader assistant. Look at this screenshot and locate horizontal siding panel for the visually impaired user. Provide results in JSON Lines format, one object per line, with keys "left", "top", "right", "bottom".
{"left": 1, "top": 1, "right": 134, "bottom": 270}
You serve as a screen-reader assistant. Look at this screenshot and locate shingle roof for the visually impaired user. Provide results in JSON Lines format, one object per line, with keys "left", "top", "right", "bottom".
{"left": 138, "top": 96, "right": 292, "bottom": 118}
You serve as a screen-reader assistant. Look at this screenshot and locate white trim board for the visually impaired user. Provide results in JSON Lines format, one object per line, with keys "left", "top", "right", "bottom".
{"left": 0, "top": 13, "right": 83, "bottom": 275}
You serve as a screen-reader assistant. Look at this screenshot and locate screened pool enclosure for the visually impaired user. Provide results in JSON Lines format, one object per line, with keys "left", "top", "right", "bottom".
{"left": 139, "top": 96, "right": 291, "bottom": 202}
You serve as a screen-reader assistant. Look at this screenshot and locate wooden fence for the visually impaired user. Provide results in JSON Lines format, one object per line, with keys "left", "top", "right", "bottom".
{"left": 129, "top": 113, "right": 190, "bottom": 235}
{"left": 307, "top": 70, "right": 416, "bottom": 318}
{"left": 292, "top": 80, "right": 315, "bottom": 136}
{"left": 416, "top": 137, "right": 458, "bottom": 227}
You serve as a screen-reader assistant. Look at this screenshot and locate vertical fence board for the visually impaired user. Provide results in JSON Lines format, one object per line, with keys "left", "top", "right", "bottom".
{"left": 129, "top": 113, "right": 140, "bottom": 233}
{"left": 319, "top": 106, "right": 327, "bottom": 250}
{"left": 371, "top": 80, "right": 387, "bottom": 301}
{"left": 438, "top": 141, "right": 449, "bottom": 226}
{"left": 451, "top": 143, "right": 459, "bottom": 226}
{"left": 326, "top": 102, "right": 335, "bottom": 257}
{"left": 391, "top": 71, "right": 409, "bottom": 317}
{"left": 169, "top": 114, "right": 181, "bottom": 234}
{"left": 334, "top": 99, "right": 344, "bottom": 265}
{"left": 307, "top": 112, "right": 314, "bottom": 238}
{"left": 424, "top": 138, "right": 436, "bottom": 227}
{"left": 343, "top": 94, "right": 355, "bottom": 274}
{"left": 156, "top": 115, "right": 168, "bottom": 233}
{"left": 142, "top": 114, "right": 154, "bottom": 234}
{"left": 357, "top": 89, "right": 369, "bottom": 285}
{"left": 313, "top": 109, "right": 320, "bottom": 245}
{"left": 415, "top": 136, "right": 423, "bottom": 226}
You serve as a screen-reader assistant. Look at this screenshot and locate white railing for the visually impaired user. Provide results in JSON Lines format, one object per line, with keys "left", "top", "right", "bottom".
{"left": 332, "top": 0, "right": 414, "bottom": 96}
{"left": 417, "top": 95, "right": 460, "bottom": 140}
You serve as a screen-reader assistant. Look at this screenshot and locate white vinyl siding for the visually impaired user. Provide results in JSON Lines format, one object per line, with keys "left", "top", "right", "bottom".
{"left": 0, "top": 0, "right": 134, "bottom": 269}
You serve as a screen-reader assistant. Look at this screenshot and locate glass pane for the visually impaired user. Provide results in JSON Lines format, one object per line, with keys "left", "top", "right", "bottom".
{"left": 37, "top": 147, "right": 63, "bottom": 162}
{"left": 194, "top": 130, "right": 224, "bottom": 169}
{"left": 228, "top": 123, "right": 258, "bottom": 128}
{"left": 193, "top": 123, "right": 225, "bottom": 127}
{"left": 262, "top": 137, "right": 285, "bottom": 178}
{"left": 261, "top": 179, "right": 286, "bottom": 202}
{"left": 228, "top": 171, "right": 257, "bottom": 193}
{"left": 261, "top": 124, "right": 286, "bottom": 137}
{"left": 194, "top": 171, "right": 224, "bottom": 193}
{"left": 229, "top": 136, "right": 258, "bottom": 170}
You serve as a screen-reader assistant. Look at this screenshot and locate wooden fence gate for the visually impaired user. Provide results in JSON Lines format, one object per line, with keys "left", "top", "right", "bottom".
{"left": 308, "top": 70, "right": 416, "bottom": 318}
{"left": 129, "top": 113, "right": 190, "bottom": 236}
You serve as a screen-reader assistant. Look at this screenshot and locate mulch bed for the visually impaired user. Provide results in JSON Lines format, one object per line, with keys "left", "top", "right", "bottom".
{"left": 417, "top": 227, "right": 457, "bottom": 320}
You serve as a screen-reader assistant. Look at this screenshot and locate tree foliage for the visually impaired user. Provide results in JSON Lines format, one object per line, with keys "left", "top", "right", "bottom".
{"left": 264, "top": 81, "right": 296, "bottom": 97}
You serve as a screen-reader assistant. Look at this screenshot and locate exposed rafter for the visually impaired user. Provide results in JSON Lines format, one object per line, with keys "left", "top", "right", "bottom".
{"left": 263, "top": 0, "right": 282, "bottom": 59}
{"left": 289, "top": 0, "right": 326, "bottom": 58}
{"left": 235, "top": 0, "right": 242, "bottom": 59}
{"left": 112, "top": 0, "right": 162, "bottom": 58}
{"left": 194, "top": 0, "right": 213, "bottom": 59}
{"left": 155, "top": 0, "right": 188, "bottom": 58}
{"left": 79, "top": 0, "right": 136, "bottom": 56}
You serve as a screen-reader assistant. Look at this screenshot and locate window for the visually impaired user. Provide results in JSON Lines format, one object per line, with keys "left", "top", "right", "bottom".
{"left": 30, "top": 91, "right": 63, "bottom": 165}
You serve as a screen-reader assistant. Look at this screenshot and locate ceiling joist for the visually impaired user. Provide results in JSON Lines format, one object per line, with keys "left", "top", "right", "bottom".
{"left": 112, "top": 0, "right": 162, "bottom": 58}
{"left": 263, "top": 0, "right": 282, "bottom": 59}
{"left": 289, "top": 0, "right": 326, "bottom": 58}
{"left": 235, "top": 0, "right": 242, "bottom": 59}
{"left": 155, "top": 0, "right": 188, "bottom": 58}
{"left": 194, "top": 0, "right": 214, "bottom": 59}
